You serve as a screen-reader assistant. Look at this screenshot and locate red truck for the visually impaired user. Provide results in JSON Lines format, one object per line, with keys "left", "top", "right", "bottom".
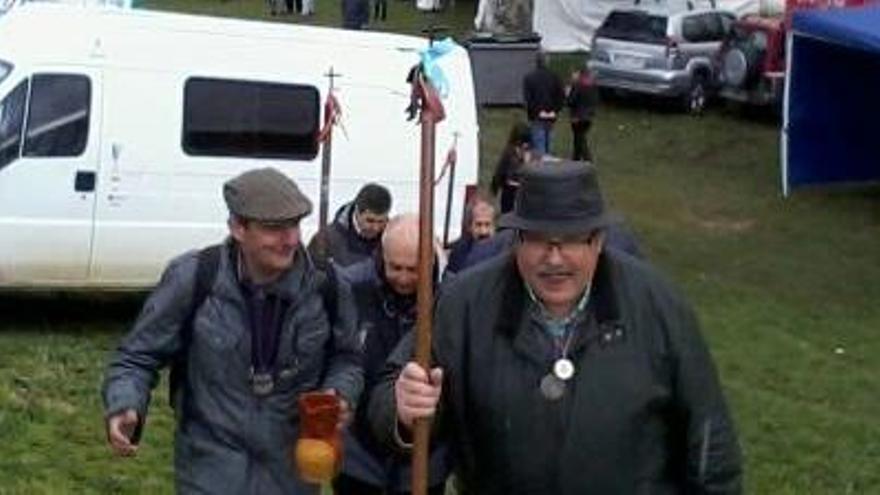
{"left": 714, "top": 0, "right": 873, "bottom": 108}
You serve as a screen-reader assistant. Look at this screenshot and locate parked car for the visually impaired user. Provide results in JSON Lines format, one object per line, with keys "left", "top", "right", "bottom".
{"left": 714, "top": 15, "right": 785, "bottom": 108}
{"left": 714, "top": 0, "right": 874, "bottom": 110}
{"left": 588, "top": 6, "right": 736, "bottom": 114}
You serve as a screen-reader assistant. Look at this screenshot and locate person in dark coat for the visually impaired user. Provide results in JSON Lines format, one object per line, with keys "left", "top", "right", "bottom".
{"left": 334, "top": 214, "right": 450, "bottom": 495}
{"left": 445, "top": 194, "right": 510, "bottom": 276}
{"left": 102, "top": 168, "right": 363, "bottom": 494}
{"left": 522, "top": 52, "right": 565, "bottom": 155}
{"left": 566, "top": 68, "right": 599, "bottom": 162}
{"left": 369, "top": 160, "right": 743, "bottom": 494}
{"left": 490, "top": 122, "right": 532, "bottom": 214}
{"left": 373, "top": 0, "right": 387, "bottom": 21}
{"left": 342, "top": 0, "right": 370, "bottom": 29}
{"left": 308, "top": 183, "right": 392, "bottom": 270}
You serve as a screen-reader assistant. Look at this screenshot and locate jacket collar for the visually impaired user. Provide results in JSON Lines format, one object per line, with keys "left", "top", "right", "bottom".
{"left": 215, "top": 238, "right": 312, "bottom": 305}
{"left": 496, "top": 250, "right": 621, "bottom": 339}
{"left": 497, "top": 250, "right": 624, "bottom": 365}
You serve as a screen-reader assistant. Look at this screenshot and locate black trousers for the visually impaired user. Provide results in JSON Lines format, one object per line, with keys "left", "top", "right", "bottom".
{"left": 333, "top": 473, "right": 446, "bottom": 495}
{"left": 571, "top": 120, "right": 593, "bottom": 162}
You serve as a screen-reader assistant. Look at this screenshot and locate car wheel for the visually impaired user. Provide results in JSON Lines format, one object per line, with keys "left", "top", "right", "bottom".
{"left": 684, "top": 75, "right": 707, "bottom": 115}
{"left": 722, "top": 48, "right": 748, "bottom": 87}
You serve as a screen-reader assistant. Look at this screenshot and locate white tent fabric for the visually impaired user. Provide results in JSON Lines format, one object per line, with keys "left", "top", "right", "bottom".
{"left": 496, "top": 0, "right": 771, "bottom": 52}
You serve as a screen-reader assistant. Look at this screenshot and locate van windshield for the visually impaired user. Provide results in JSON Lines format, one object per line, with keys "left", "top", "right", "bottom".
{"left": 0, "top": 79, "right": 27, "bottom": 170}
{"left": 597, "top": 11, "right": 668, "bottom": 44}
{"left": 0, "top": 60, "right": 11, "bottom": 85}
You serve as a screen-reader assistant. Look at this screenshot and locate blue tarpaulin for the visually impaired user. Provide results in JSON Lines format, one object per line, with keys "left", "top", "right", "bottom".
{"left": 782, "top": 6, "right": 880, "bottom": 195}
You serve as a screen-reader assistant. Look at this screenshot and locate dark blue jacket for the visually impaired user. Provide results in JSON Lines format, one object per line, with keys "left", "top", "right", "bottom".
{"left": 338, "top": 257, "right": 451, "bottom": 490}
{"left": 445, "top": 229, "right": 515, "bottom": 276}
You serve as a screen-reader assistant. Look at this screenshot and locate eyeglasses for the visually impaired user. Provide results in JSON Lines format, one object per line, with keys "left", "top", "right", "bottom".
{"left": 518, "top": 230, "right": 598, "bottom": 254}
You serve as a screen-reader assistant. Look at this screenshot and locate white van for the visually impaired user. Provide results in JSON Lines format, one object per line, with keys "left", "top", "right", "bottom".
{"left": 0, "top": 3, "right": 479, "bottom": 289}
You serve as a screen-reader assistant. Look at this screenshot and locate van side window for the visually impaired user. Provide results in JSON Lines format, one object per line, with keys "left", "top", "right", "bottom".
{"left": 183, "top": 78, "right": 320, "bottom": 160}
{"left": 0, "top": 80, "right": 28, "bottom": 170}
{"left": 23, "top": 74, "right": 91, "bottom": 158}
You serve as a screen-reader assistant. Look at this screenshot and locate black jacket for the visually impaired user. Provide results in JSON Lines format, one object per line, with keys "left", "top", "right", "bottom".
{"left": 307, "top": 201, "right": 379, "bottom": 270}
{"left": 370, "top": 249, "right": 743, "bottom": 495}
{"left": 566, "top": 75, "right": 599, "bottom": 123}
{"left": 490, "top": 147, "right": 525, "bottom": 214}
{"left": 338, "top": 257, "right": 450, "bottom": 490}
{"left": 523, "top": 65, "right": 565, "bottom": 121}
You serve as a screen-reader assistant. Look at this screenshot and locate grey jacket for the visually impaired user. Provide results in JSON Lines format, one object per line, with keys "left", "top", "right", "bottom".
{"left": 370, "top": 249, "right": 742, "bottom": 495}
{"left": 102, "top": 242, "right": 363, "bottom": 494}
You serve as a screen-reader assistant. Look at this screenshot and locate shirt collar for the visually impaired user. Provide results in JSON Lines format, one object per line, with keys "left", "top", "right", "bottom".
{"left": 525, "top": 281, "right": 591, "bottom": 337}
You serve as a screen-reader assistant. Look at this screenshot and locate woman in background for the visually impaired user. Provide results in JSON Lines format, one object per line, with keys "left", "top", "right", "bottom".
{"left": 490, "top": 122, "right": 531, "bottom": 214}
{"left": 566, "top": 68, "right": 599, "bottom": 162}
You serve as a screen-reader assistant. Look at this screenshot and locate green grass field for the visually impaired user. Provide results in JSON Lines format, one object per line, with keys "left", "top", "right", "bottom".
{"left": 1, "top": 0, "right": 879, "bottom": 493}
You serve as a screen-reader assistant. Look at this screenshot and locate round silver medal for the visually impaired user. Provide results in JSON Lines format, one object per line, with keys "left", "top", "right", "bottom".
{"left": 540, "top": 374, "right": 566, "bottom": 401}
{"left": 553, "top": 358, "right": 575, "bottom": 381}
{"left": 251, "top": 372, "right": 275, "bottom": 396}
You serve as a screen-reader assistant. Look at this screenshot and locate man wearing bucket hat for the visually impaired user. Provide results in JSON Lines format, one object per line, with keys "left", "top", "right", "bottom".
{"left": 102, "top": 167, "right": 363, "bottom": 494}
{"left": 370, "top": 160, "right": 743, "bottom": 493}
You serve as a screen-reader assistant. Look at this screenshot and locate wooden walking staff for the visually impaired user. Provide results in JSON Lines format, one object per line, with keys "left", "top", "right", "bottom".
{"left": 408, "top": 27, "right": 447, "bottom": 495}
{"left": 318, "top": 67, "right": 342, "bottom": 228}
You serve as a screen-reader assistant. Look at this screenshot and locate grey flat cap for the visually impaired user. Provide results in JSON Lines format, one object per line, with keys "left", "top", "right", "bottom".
{"left": 223, "top": 167, "right": 312, "bottom": 222}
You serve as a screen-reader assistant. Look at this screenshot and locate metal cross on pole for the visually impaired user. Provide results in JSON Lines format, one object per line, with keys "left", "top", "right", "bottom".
{"left": 420, "top": 24, "right": 448, "bottom": 47}
{"left": 319, "top": 66, "right": 343, "bottom": 229}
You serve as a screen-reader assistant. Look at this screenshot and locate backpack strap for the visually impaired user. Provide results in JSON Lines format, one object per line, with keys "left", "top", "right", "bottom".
{"left": 169, "top": 244, "right": 222, "bottom": 410}
{"left": 321, "top": 262, "right": 339, "bottom": 326}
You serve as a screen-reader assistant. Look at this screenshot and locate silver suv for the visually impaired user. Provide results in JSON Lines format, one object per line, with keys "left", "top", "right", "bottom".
{"left": 588, "top": 7, "right": 736, "bottom": 113}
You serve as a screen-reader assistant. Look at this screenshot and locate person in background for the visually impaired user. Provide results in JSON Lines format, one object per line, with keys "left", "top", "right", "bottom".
{"left": 522, "top": 52, "right": 565, "bottom": 155}
{"left": 566, "top": 67, "right": 599, "bottom": 162}
{"left": 373, "top": 0, "right": 387, "bottom": 21}
{"left": 342, "top": 0, "right": 370, "bottom": 29}
{"left": 102, "top": 168, "right": 362, "bottom": 494}
{"left": 308, "top": 183, "right": 392, "bottom": 270}
{"left": 490, "top": 122, "right": 532, "bottom": 214}
{"left": 301, "top": 0, "right": 314, "bottom": 15}
{"left": 445, "top": 194, "right": 512, "bottom": 276}
{"left": 334, "top": 214, "right": 450, "bottom": 495}
{"left": 370, "top": 160, "right": 743, "bottom": 494}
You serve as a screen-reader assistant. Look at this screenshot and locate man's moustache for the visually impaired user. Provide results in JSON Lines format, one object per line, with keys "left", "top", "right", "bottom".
{"left": 538, "top": 269, "right": 572, "bottom": 277}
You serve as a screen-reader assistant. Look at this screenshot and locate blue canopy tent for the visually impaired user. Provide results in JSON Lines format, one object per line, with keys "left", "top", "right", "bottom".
{"left": 782, "top": 6, "right": 880, "bottom": 196}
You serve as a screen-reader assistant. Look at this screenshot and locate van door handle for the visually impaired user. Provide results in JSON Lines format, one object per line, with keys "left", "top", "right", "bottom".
{"left": 74, "top": 171, "right": 96, "bottom": 192}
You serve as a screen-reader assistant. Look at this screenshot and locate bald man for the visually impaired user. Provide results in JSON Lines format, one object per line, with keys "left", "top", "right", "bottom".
{"left": 334, "top": 214, "right": 450, "bottom": 495}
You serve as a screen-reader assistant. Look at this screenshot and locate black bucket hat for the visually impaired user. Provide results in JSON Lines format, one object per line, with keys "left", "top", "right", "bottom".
{"left": 498, "top": 159, "right": 614, "bottom": 235}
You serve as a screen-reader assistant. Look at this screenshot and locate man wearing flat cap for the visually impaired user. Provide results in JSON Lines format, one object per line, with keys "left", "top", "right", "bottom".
{"left": 369, "top": 160, "right": 743, "bottom": 494}
{"left": 102, "top": 167, "right": 363, "bottom": 494}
